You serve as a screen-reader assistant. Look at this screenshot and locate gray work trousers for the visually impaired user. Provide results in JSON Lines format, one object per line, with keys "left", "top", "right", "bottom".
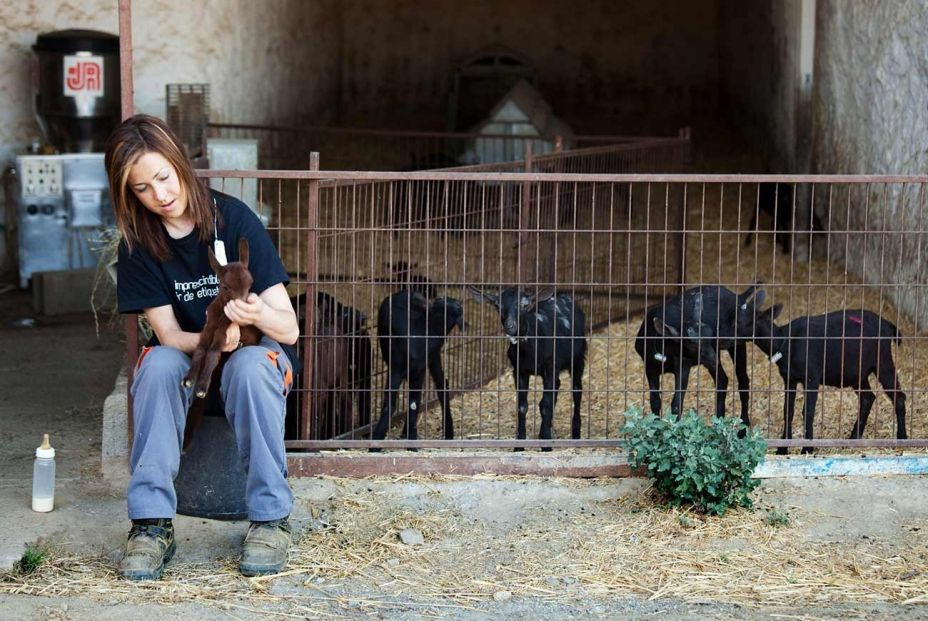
{"left": 127, "top": 337, "right": 294, "bottom": 521}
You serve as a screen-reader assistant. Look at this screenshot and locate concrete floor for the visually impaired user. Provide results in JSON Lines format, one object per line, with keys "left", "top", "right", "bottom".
{"left": 0, "top": 287, "right": 126, "bottom": 569}
{"left": 0, "top": 286, "right": 302, "bottom": 571}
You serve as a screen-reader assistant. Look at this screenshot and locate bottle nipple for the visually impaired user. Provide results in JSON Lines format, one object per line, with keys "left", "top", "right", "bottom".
{"left": 40, "top": 434, "right": 51, "bottom": 450}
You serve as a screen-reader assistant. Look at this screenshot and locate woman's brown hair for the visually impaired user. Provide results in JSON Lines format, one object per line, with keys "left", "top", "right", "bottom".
{"left": 104, "top": 114, "right": 213, "bottom": 261}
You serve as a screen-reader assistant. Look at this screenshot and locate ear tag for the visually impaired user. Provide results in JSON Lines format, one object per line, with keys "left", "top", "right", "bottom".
{"left": 653, "top": 353, "right": 668, "bottom": 362}
{"left": 214, "top": 239, "right": 228, "bottom": 266}
{"left": 741, "top": 303, "right": 748, "bottom": 310}
{"left": 770, "top": 352, "right": 783, "bottom": 363}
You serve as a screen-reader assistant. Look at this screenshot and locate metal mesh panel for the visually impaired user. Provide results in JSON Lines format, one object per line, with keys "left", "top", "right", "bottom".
{"left": 185, "top": 165, "right": 928, "bottom": 455}
{"left": 166, "top": 83, "right": 210, "bottom": 157}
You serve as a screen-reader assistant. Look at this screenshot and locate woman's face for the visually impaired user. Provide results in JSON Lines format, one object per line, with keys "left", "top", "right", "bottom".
{"left": 127, "top": 151, "right": 187, "bottom": 222}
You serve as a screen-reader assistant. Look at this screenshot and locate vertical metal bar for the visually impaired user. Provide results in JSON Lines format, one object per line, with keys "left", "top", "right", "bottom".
{"left": 674, "top": 181, "right": 686, "bottom": 295}
{"left": 301, "top": 153, "right": 320, "bottom": 442}
{"left": 118, "top": 0, "right": 134, "bottom": 122}
{"left": 118, "top": 0, "right": 137, "bottom": 449}
{"left": 519, "top": 143, "right": 533, "bottom": 282}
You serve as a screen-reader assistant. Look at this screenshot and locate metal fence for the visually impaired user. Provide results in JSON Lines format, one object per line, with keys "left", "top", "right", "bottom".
{"left": 183, "top": 166, "right": 928, "bottom": 456}
{"left": 205, "top": 122, "right": 687, "bottom": 171}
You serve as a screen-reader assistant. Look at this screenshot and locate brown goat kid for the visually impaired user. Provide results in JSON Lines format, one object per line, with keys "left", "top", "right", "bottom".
{"left": 182, "top": 238, "right": 262, "bottom": 399}
{"left": 181, "top": 238, "right": 262, "bottom": 452}
{"left": 310, "top": 318, "right": 352, "bottom": 439}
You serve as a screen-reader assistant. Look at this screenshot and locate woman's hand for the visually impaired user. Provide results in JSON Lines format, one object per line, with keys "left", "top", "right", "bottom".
{"left": 224, "top": 293, "right": 265, "bottom": 327}
{"left": 221, "top": 322, "right": 242, "bottom": 353}
{"left": 219, "top": 284, "right": 298, "bottom": 346}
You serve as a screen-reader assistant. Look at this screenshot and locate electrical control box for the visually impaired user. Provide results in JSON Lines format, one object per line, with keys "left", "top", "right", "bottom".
{"left": 15, "top": 153, "right": 113, "bottom": 288}
{"left": 19, "top": 157, "right": 64, "bottom": 199}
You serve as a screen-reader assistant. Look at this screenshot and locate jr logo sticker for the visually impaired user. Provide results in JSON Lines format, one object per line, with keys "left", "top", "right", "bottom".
{"left": 63, "top": 56, "right": 104, "bottom": 96}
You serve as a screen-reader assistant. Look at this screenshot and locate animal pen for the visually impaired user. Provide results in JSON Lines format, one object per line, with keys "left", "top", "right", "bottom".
{"left": 122, "top": 128, "right": 928, "bottom": 473}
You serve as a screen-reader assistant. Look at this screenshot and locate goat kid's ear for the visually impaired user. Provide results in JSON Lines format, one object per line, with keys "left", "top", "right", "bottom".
{"left": 238, "top": 238, "right": 250, "bottom": 268}
{"left": 686, "top": 322, "right": 714, "bottom": 339}
{"left": 534, "top": 285, "right": 557, "bottom": 304}
{"left": 737, "top": 284, "right": 763, "bottom": 306}
{"left": 520, "top": 285, "right": 556, "bottom": 310}
{"left": 466, "top": 285, "right": 500, "bottom": 309}
{"left": 208, "top": 247, "right": 223, "bottom": 275}
{"left": 652, "top": 316, "right": 680, "bottom": 337}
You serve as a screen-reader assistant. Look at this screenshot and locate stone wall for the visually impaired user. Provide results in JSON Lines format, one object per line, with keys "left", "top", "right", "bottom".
{"left": 814, "top": 0, "right": 928, "bottom": 325}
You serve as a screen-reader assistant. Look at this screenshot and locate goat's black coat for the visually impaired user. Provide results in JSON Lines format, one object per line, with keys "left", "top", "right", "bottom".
{"left": 634, "top": 285, "right": 761, "bottom": 428}
{"left": 285, "top": 291, "right": 372, "bottom": 440}
{"left": 744, "top": 183, "right": 825, "bottom": 254}
{"left": 372, "top": 290, "right": 465, "bottom": 443}
{"left": 469, "top": 286, "right": 587, "bottom": 448}
{"left": 743, "top": 306, "right": 907, "bottom": 453}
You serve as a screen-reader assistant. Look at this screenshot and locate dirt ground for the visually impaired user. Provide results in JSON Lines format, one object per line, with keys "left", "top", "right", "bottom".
{"left": 0, "top": 282, "right": 927, "bottom": 619}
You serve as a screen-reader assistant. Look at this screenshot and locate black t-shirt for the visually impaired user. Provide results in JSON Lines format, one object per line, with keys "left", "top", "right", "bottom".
{"left": 117, "top": 190, "right": 296, "bottom": 363}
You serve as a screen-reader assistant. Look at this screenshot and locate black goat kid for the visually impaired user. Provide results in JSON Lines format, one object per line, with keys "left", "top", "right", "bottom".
{"left": 372, "top": 291, "right": 465, "bottom": 444}
{"left": 468, "top": 285, "right": 587, "bottom": 449}
{"left": 635, "top": 285, "right": 762, "bottom": 429}
{"left": 742, "top": 304, "right": 907, "bottom": 454}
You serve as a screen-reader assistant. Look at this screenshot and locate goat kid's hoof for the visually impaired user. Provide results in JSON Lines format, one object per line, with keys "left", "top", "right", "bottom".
{"left": 181, "top": 379, "right": 193, "bottom": 388}
{"left": 775, "top": 447, "right": 788, "bottom": 456}
{"left": 512, "top": 446, "right": 525, "bottom": 453}
{"left": 540, "top": 446, "right": 553, "bottom": 453}
{"left": 800, "top": 447, "right": 815, "bottom": 455}
{"left": 195, "top": 390, "right": 207, "bottom": 398}
{"left": 368, "top": 447, "right": 382, "bottom": 454}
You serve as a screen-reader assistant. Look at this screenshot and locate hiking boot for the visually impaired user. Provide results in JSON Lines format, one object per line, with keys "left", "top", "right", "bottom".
{"left": 239, "top": 517, "right": 291, "bottom": 576}
{"left": 119, "top": 519, "right": 176, "bottom": 581}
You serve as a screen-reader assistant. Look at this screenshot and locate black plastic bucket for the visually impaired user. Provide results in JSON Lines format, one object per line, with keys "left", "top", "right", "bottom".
{"left": 175, "top": 414, "right": 248, "bottom": 520}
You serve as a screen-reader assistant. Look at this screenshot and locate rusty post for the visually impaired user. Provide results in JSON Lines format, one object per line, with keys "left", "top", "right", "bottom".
{"left": 118, "top": 0, "right": 137, "bottom": 448}
{"left": 118, "top": 0, "right": 134, "bottom": 122}
{"left": 300, "top": 153, "right": 320, "bottom": 443}
{"left": 519, "top": 142, "right": 534, "bottom": 282}
{"left": 675, "top": 179, "right": 687, "bottom": 293}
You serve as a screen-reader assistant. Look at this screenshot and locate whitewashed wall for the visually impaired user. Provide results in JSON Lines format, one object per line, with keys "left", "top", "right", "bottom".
{"left": 814, "top": 0, "right": 928, "bottom": 326}
{"left": 1, "top": 0, "right": 336, "bottom": 161}
{"left": 0, "top": 0, "right": 116, "bottom": 163}
{"left": 0, "top": 0, "right": 338, "bottom": 273}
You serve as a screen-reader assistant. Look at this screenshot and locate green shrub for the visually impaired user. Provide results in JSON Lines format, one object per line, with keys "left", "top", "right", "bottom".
{"left": 622, "top": 408, "right": 767, "bottom": 516}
